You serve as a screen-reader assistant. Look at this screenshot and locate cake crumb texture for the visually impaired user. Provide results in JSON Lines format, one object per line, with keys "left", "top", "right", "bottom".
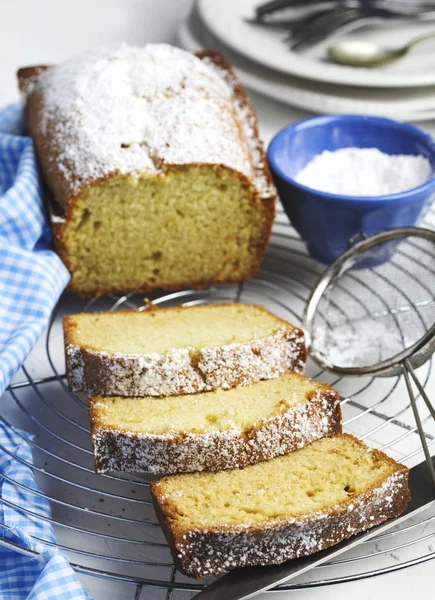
{"left": 20, "top": 44, "right": 276, "bottom": 296}
{"left": 89, "top": 372, "right": 341, "bottom": 474}
{"left": 64, "top": 303, "right": 306, "bottom": 396}
{"left": 151, "top": 434, "right": 410, "bottom": 578}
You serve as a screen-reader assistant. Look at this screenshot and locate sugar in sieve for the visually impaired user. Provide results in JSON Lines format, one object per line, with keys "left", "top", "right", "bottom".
{"left": 304, "top": 226, "right": 435, "bottom": 487}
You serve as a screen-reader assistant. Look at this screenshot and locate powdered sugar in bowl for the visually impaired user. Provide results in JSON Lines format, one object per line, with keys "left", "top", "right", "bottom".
{"left": 267, "top": 115, "right": 435, "bottom": 264}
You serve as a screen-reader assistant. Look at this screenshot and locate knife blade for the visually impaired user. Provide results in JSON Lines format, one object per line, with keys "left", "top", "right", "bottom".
{"left": 195, "top": 457, "right": 435, "bottom": 600}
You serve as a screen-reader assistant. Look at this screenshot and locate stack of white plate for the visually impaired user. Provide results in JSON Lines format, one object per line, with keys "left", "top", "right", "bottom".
{"left": 179, "top": 0, "right": 435, "bottom": 122}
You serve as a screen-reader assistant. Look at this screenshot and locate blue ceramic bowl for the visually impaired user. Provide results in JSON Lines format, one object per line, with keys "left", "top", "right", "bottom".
{"left": 267, "top": 115, "right": 435, "bottom": 264}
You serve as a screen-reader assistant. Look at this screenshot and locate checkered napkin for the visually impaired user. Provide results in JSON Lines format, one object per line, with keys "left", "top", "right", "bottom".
{"left": 0, "top": 105, "right": 88, "bottom": 598}
{"left": 0, "top": 423, "right": 89, "bottom": 599}
{"left": 0, "top": 104, "right": 69, "bottom": 396}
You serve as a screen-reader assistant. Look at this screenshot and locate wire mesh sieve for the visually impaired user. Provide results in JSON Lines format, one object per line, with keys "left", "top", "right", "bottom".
{"left": 304, "top": 227, "right": 435, "bottom": 487}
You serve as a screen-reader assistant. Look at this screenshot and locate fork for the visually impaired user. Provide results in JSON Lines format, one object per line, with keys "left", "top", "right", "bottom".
{"left": 248, "top": 0, "right": 435, "bottom": 52}
{"left": 245, "top": 7, "right": 333, "bottom": 32}
{"left": 254, "top": 0, "right": 327, "bottom": 19}
{"left": 254, "top": 0, "right": 435, "bottom": 21}
{"left": 288, "top": 3, "right": 426, "bottom": 51}
{"left": 288, "top": 6, "right": 370, "bottom": 51}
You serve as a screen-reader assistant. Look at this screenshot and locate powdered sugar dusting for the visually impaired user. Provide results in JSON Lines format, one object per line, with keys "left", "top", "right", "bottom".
{"left": 201, "top": 55, "right": 275, "bottom": 199}
{"left": 91, "top": 386, "right": 341, "bottom": 475}
{"left": 65, "top": 344, "right": 84, "bottom": 390}
{"left": 312, "top": 318, "right": 405, "bottom": 368}
{"left": 66, "top": 325, "right": 306, "bottom": 397}
{"left": 50, "top": 213, "right": 66, "bottom": 224}
{"left": 29, "top": 43, "right": 272, "bottom": 197}
{"left": 154, "top": 460, "right": 409, "bottom": 578}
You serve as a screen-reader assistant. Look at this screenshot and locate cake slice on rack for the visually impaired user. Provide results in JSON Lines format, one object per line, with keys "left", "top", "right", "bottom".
{"left": 89, "top": 372, "right": 341, "bottom": 475}
{"left": 151, "top": 434, "right": 410, "bottom": 578}
{"left": 63, "top": 303, "right": 306, "bottom": 397}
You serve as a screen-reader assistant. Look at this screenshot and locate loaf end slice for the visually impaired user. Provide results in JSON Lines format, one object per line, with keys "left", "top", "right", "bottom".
{"left": 64, "top": 303, "right": 306, "bottom": 397}
{"left": 19, "top": 45, "right": 276, "bottom": 297}
{"left": 89, "top": 372, "right": 341, "bottom": 475}
{"left": 151, "top": 434, "right": 410, "bottom": 578}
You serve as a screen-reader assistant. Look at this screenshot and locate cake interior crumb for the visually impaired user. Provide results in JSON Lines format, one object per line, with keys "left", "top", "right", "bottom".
{"left": 159, "top": 435, "right": 394, "bottom": 528}
{"left": 91, "top": 373, "right": 318, "bottom": 435}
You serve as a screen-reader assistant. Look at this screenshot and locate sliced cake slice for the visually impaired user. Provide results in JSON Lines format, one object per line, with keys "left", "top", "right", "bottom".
{"left": 64, "top": 303, "right": 306, "bottom": 397}
{"left": 151, "top": 434, "right": 410, "bottom": 579}
{"left": 89, "top": 372, "right": 341, "bottom": 475}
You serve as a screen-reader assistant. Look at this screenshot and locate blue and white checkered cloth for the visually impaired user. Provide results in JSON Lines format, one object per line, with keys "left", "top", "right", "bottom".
{"left": 0, "top": 423, "right": 89, "bottom": 600}
{"left": 0, "top": 104, "right": 89, "bottom": 599}
{"left": 0, "top": 104, "right": 69, "bottom": 396}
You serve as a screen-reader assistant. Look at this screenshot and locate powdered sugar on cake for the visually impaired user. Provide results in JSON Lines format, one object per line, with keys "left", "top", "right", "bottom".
{"left": 158, "top": 468, "right": 409, "bottom": 578}
{"left": 66, "top": 325, "right": 306, "bottom": 397}
{"left": 201, "top": 54, "right": 275, "bottom": 199}
{"left": 28, "top": 44, "right": 272, "bottom": 198}
{"left": 91, "top": 388, "right": 341, "bottom": 475}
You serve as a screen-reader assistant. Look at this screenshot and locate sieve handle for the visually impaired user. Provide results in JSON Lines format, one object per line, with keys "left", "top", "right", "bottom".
{"left": 402, "top": 359, "right": 435, "bottom": 488}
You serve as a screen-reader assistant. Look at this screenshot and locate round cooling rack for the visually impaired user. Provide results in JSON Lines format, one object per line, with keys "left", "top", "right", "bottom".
{"left": 2, "top": 204, "right": 435, "bottom": 600}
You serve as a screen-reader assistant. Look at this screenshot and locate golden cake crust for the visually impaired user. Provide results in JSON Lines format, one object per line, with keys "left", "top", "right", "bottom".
{"left": 18, "top": 46, "right": 276, "bottom": 297}
{"left": 88, "top": 374, "right": 341, "bottom": 475}
{"left": 151, "top": 434, "right": 410, "bottom": 578}
{"left": 63, "top": 303, "right": 307, "bottom": 397}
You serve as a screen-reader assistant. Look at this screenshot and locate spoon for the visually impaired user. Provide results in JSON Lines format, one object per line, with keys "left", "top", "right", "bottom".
{"left": 328, "top": 31, "right": 435, "bottom": 68}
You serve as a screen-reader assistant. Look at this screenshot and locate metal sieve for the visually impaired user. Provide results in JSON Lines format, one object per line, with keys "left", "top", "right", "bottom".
{"left": 304, "top": 226, "right": 435, "bottom": 488}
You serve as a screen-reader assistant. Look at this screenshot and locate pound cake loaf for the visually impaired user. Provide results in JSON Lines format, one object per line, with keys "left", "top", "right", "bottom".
{"left": 18, "top": 44, "right": 276, "bottom": 296}
{"left": 151, "top": 434, "right": 410, "bottom": 578}
{"left": 64, "top": 303, "right": 306, "bottom": 397}
{"left": 89, "top": 372, "right": 341, "bottom": 475}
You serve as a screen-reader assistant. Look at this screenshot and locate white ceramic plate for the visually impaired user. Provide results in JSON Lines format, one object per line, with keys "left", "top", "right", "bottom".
{"left": 197, "top": 0, "right": 435, "bottom": 88}
{"left": 179, "top": 14, "right": 435, "bottom": 122}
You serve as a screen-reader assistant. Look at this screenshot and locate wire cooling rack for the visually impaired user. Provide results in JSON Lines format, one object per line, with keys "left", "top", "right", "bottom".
{"left": 2, "top": 204, "right": 435, "bottom": 600}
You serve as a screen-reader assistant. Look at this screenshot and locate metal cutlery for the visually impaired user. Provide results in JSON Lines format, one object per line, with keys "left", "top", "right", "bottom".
{"left": 254, "top": 0, "right": 326, "bottom": 19}
{"left": 288, "top": 6, "right": 370, "bottom": 51}
{"left": 328, "top": 30, "right": 435, "bottom": 67}
{"left": 248, "top": 0, "right": 435, "bottom": 51}
{"left": 288, "top": 4, "right": 420, "bottom": 52}
{"left": 254, "top": 0, "right": 435, "bottom": 21}
{"left": 245, "top": 8, "right": 333, "bottom": 33}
